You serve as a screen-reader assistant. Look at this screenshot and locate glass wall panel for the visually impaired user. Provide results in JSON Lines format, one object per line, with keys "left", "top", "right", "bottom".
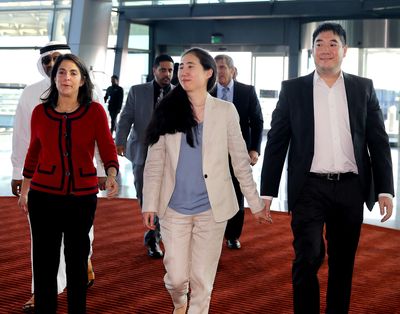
{"left": 120, "top": 0, "right": 283, "bottom": 4}
{"left": 128, "top": 24, "right": 149, "bottom": 50}
{"left": 364, "top": 49, "right": 400, "bottom": 143}
{"left": 120, "top": 53, "right": 149, "bottom": 89}
{"left": 0, "top": 49, "right": 43, "bottom": 85}
{"left": 197, "top": 0, "right": 267, "bottom": 2}
{"left": 105, "top": 49, "right": 117, "bottom": 81}
{"left": 121, "top": 0, "right": 190, "bottom": 5}
{"left": 0, "top": 85, "right": 24, "bottom": 131}
{"left": 108, "top": 11, "right": 119, "bottom": 48}
{"left": 0, "top": 1, "right": 71, "bottom": 45}
{"left": 52, "top": 8, "right": 70, "bottom": 42}
{"left": 0, "top": 11, "right": 52, "bottom": 46}
{"left": 253, "top": 55, "right": 288, "bottom": 129}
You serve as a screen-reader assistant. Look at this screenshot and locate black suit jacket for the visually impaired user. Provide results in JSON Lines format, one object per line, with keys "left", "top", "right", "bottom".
{"left": 212, "top": 81, "right": 264, "bottom": 153}
{"left": 260, "top": 71, "right": 394, "bottom": 211}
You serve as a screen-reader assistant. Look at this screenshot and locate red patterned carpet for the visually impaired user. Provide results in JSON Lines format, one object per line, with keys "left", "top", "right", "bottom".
{"left": 0, "top": 196, "right": 399, "bottom": 313}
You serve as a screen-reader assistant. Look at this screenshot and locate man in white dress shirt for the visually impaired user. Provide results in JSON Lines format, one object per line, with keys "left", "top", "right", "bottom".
{"left": 261, "top": 23, "right": 394, "bottom": 314}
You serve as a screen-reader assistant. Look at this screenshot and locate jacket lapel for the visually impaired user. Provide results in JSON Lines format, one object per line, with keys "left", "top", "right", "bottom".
{"left": 343, "top": 73, "right": 357, "bottom": 139}
{"left": 302, "top": 72, "right": 315, "bottom": 152}
{"left": 202, "top": 94, "right": 214, "bottom": 163}
{"left": 170, "top": 133, "right": 182, "bottom": 170}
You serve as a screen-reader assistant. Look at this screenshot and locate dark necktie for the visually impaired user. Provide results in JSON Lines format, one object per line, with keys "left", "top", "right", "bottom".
{"left": 155, "top": 88, "right": 164, "bottom": 107}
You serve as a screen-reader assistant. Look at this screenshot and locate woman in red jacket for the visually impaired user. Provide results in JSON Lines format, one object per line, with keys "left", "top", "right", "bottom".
{"left": 18, "top": 53, "right": 119, "bottom": 314}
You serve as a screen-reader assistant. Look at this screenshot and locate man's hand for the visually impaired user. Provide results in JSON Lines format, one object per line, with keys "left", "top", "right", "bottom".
{"left": 105, "top": 176, "right": 119, "bottom": 198}
{"left": 116, "top": 145, "right": 125, "bottom": 157}
{"left": 11, "top": 179, "right": 22, "bottom": 197}
{"left": 378, "top": 195, "right": 393, "bottom": 223}
{"left": 98, "top": 177, "right": 107, "bottom": 190}
{"left": 143, "top": 212, "right": 157, "bottom": 230}
{"left": 253, "top": 199, "right": 273, "bottom": 224}
{"left": 249, "top": 150, "right": 259, "bottom": 166}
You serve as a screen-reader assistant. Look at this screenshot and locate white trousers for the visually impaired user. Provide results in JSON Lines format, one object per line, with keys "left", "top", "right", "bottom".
{"left": 160, "top": 208, "right": 227, "bottom": 314}
{"left": 29, "top": 216, "right": 94, "bottom": 294}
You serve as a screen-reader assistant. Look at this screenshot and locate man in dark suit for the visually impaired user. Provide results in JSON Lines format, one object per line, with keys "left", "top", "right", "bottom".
{"left": 104, "top": 74, "right": 124, "bottom": 136}
{"left": 115, "top": 54, "right": 174, "bottom": 258}
{"left": 213, "top": 54, "right": 264, "bottom": 249}
{"left": 260, "top": 23, "right": 394, "bottom": 314}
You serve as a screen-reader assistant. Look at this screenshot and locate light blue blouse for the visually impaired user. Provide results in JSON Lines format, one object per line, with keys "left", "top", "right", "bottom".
{"left": 168, "top": 123, "right": 211, "bottom": 215}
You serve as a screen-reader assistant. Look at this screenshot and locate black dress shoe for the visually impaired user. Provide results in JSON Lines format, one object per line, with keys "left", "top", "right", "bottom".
{"left": 147, "top": 242, "right": 164, "bottom": 258}
{"left": 226, "top": 239, "right": 241, "bottom": 249}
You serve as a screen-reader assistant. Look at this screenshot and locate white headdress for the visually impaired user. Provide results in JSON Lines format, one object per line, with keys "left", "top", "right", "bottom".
{"left": 37, "top": 41, "right": 71, "bottom": 78}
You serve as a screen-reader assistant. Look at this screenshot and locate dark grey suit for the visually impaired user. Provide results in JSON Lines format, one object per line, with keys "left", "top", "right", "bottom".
{"left": 212, "top": 81, "right": 263, "bottom": 240}
{"left": 261, "top": 71, "right": 394, "bottom": 313}
{"left": 116, "top": 81, "right": 155, "bottom": 170}
{"left": 116, "top": 81, "right": 173, "bottom": 246}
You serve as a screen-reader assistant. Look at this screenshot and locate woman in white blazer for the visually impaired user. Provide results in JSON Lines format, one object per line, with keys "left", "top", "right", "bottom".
{"left": 142, "top": 47, "right": 272, "bottom": 314}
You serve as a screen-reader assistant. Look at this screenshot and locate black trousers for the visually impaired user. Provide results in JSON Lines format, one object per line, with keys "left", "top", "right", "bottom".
{"left": 108, "top": 109, "right": 120, "bottom": 134}
{"left": 291, "top": 174, "right": 364, "bottom": 314}
{"left": 28, "top": 190, "right": 97, "bottom": 314}
{"left": 133, "top": 163, "right": 161, "bottom": 246}
{"left": 224, "top": 160, "right": 245, "bottom": 240}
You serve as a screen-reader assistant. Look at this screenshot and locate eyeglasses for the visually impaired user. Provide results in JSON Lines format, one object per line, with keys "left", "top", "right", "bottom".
{"left": 41, "top": 55, "right": 60, "bottom": 65}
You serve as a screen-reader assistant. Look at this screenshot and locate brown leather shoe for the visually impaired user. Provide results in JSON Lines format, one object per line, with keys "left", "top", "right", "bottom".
{"left": 87, "top": 259, "right": 95, "bottom": 288}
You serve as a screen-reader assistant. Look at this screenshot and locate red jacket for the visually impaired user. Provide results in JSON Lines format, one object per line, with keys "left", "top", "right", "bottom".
{"left": 23, "top": 102, "right": 119, "bottom": 196}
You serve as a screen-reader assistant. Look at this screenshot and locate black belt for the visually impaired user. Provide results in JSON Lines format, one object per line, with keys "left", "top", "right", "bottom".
{"left": 308, "top": 172, "right": 357, "bottom": 181}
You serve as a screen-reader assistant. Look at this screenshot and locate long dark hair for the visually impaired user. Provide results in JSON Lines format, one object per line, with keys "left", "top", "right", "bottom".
{"left": 146, "top": 47, "right": 216, "bottom": 147}
{"left": 41, "top": 53, "right": 94, "bottom": 108}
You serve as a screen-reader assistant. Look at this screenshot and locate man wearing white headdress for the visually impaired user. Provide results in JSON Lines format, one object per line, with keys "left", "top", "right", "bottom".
{"left": 11, "top": 41, "right": 104, "bottom": 312}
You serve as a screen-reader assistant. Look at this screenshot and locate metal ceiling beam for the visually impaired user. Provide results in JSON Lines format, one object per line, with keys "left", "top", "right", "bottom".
{"left": 118, "top": 0, "right": 400, "bottom": 22}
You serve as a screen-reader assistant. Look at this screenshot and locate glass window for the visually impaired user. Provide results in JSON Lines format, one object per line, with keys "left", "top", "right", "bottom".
{"left": 197, "top": 0, "right": 266, "bottom": 2}
{"left": 108, "top": 11, "right": 119, "bottom": 48}
{"left": 0, "top": 85, "right": 24, "bottom": 130}
{"left": 0, "top": 49, "right": 43, "bottom": 85}
{"left": 121, "top": 0, "right": 190, "bottom": 5}
{"left": 0, "top": 2, "right": 71, "bottom": 46}
{"left": 128, "top": 23, "right": 149, "bottom": 50}
{"left": 120, "top": 53, "right": 149, "bottom": 89}
{"left": 52, "top": 8, "right": 70, "bottom": 42}
{"left": 364, "top": 49, "right": 400, "bottom": 142}
{"left": 105, "top": 49, "right": 117, "bottom": 81}
{"left": 0, "top": 11, "right": 52, "bottom": 47}
{"left": 253, "top": 55, "right": 288, "bottom": 129}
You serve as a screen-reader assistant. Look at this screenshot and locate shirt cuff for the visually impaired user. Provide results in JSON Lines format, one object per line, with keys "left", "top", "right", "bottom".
{"left": 97, "top": 165, "right": 106, "bottom": 177}
{"left": 12, "top": 167, "right": 23, "bottom": 180}
{"left": 378, "top": 193, "right": 393, "bottom": 199}
{"left": 261, "top": 195, "right": 274, "bottom": 200}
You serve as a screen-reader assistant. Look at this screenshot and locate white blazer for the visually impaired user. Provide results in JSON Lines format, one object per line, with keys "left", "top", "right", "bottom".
{"left": 142, "top": 94, "right": 264, "bottom": 222}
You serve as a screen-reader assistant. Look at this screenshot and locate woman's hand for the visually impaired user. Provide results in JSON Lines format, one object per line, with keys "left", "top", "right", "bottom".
{"left": 105, "top": 175, "right": 119, "bottom": 198}
{"left": 18, "top": 194, "right": 28, "bottom": 214}
{"left": 253, "top": 199, "right": 273, "bottom": 224}
{"left": 18, "top": 178, "right": 31, "bottom": 214}
{"left": 142, "top": 212, "right": 157, "bottom": 230}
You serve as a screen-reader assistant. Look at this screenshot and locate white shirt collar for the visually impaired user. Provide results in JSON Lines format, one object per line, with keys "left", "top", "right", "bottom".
{"left": 217, "top": 79, "right": 234, "bottom": 91}
{"left": 313, "top": 70, "right": 344, "bottom": 86}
